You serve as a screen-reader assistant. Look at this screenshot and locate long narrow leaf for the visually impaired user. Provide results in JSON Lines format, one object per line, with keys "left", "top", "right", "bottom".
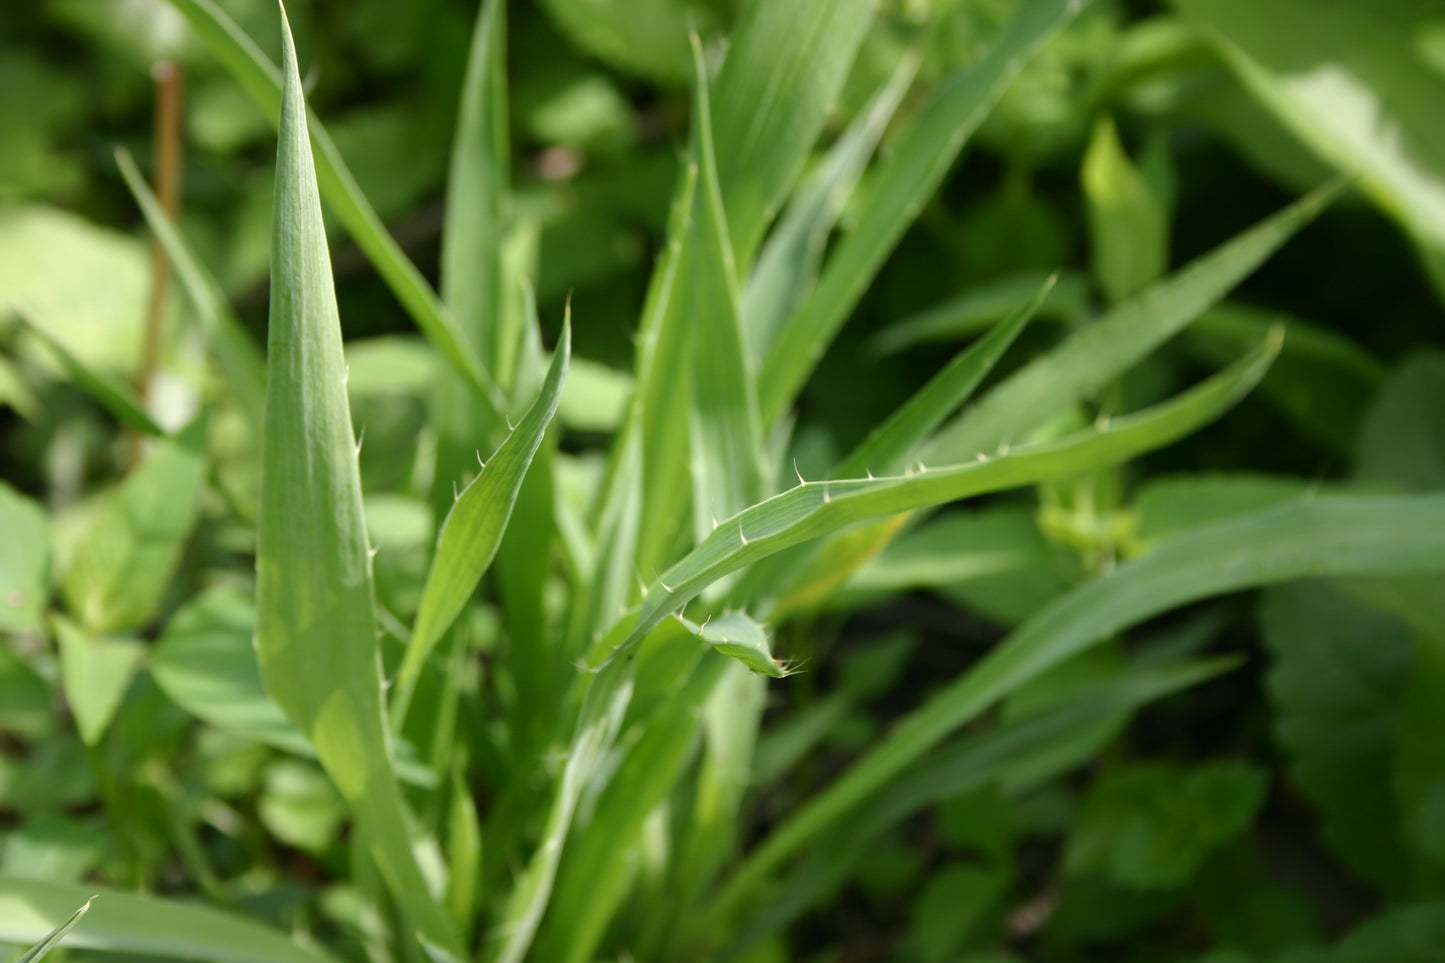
{"left": 11, "top": 307, "right": 164, "bottom": 437}
{"left": 834, "top": 275, "right": 1052, "bottom": 479}
{"left": 759, "top": 0, "right": 1091, "bottom": 422}
{"left": 685, "top": 38, "right": 765, "bottom": 546}
{"left": 741, "top": 53, "right": 919, "bottom": 364}
{"left": 717, "top": 658, "right": 1237, "bottom": 957}
{"left": 432, "top": 0, "right": 512, "bottom": 516}
{"left": 254, "top": 10, "right": 459, "bottom": 954}
{"left": 709, "top": 492, "right": 1445, "bottom": 926}
{"left": 710, "top": 0, "right": 876, "bottom": 265}
{"left": 0, "top": 879, "right": 338, "bottom": 963}
{"left": 922, "top": 180, "right": 1344, "bottom": 463}
{"left": 13, "top": 894, "right": 94, "bottom": 963}
{"left": 395, "top": 320, "right": 570, "bottom": 723}
{"left": 164, "top": 0, "right": 504, "bottom": 413}
{"left": 619, "top": 335, "right": 1279, "bottom": 655}
{"left": 115, "top": 146, "right": 267, "bottom": 433}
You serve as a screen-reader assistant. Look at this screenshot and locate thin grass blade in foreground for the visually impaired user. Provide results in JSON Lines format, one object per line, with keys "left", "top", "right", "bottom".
{"left": 254, "top": 8, "right": 459, "bottom": 955}
{"left": 705, "top": 492, "right": 1445, "bottom": 938}
{"left": 393, "top": 318, "right": 570, "bottom": 723}
{"left": 116, "top": 146, "right": 267, "bottom": 433}
{"left": 0, "top": 879, "right": 339, "bottom": 963}
{"left": 13, "top": 894, "right": 94, "bottom": 963}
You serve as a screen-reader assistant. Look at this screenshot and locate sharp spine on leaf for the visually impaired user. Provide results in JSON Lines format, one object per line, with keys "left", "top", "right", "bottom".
{"left": 354, "top": 425, "right": 365, "bottom": 455}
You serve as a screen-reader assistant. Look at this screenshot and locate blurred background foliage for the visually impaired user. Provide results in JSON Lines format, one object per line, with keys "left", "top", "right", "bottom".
{"left": 3, "top": 0, "right": 1445, "bottom": 961}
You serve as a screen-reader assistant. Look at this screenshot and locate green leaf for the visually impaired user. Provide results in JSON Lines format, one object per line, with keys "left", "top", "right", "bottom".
{"left": 741, "top": 53, "right": 917, "bottom": 365}
{"left": 1065, "top": 760, "right": 1268, "bottom": 888}
{"left": 922, "top": 180, "right": 1343, "bottom": 464}
{"left": 53, "top": 618, "right": 144, "bottom": 747}
{"left": 0, "top": 206, "right": 146, "bottom": 372}
{"left": 254, "top": 10, "right": 458, "bottom": 954}
{"left": 534, "top": 652, "right": 729, "bottom": 963}
{"left": 759, "top": 0, "right": 1090, "bottom": 422}
{"left": 1356, "top": 350, "right": 1445, "bottom": 492}
{"left": 0, "top": 878, "right": 341, "bottom": 963}
{"left": 718, "top": 659, "right": 1235, "bottom": 958}
{"left": 870, "top": 269, "right": 1091, "bottom": 355}
{"left": 60, "top": 415, "right": 208, "bottom": 634}
{"left": 395, "top": 320, "right": 569, "bottom": 722}
{"left": 623, "top": 337, "right": 1278, "bottom": 654}
{"left": 834, "top": 276, "right": 1051, "bottom": 480}
{"left": 10, "top": 307, "right": 163, "bottom": 437}
{"left": 684, "top": 39, "right": 765, "bottom": 546}
{"left": 0, "top": 482, "right": 50, "bottom": 635}
{"left": 1132, "top": 473, "right": 1308, "bottom": 551}
{"left": 432, "top": 0, "right": 511, "bottom": 518}
{"left": 163, "top": 0, "right": 504, "bottom": 412}
{"left": 535, "top": 0, "right": 713, "bottom": 84}
{"left": 1174, "top": 0, "right": 1445, "bottom": 271}
{"left": 630, "top": 159, "right": 699, "bottom": 576}
{"left": 848, "top": 505, "right": 1057, "bottom": 595}
{"left": 1260, "top": 581, "right": 1413, "bottom": 894}
{"left": 149, "top": 587, "right": 310, "bottom": 756}
{"left": 711, "top": 0, "right": 877, "bottom": 265}
{"left": 13, "top": 894, "right": 94, "bottom": 963}
{"left": 115, "top": 146, "right": 267, "bottom": 434}
{"left": 710, "top": 492, "right": 1445, "bottom": 926}
{"left": 1082, "top": 114, "right": 1169, "bottom": 303}
{"left": 680, "top": 610, "right": 792, "bottom": 678}
{"left": 150, "top": 588, "right": 436, "bottom": 786}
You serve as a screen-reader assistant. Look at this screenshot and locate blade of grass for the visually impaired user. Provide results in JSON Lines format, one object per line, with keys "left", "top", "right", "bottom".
{"left": 13, "top": 894, "right": 94, "bottom": 963}
{"left": 922, "top": 180, "right": 1345, "bottom": 464}
{"left": 0, "top": 879, "right": 339, "bottom": 963}
{"left": 11, "top": 307, "right": 164, "bottom": 437}
{"left": 708, "top": 492, "right": 1445, "bottom": 930}
{"left": 710, "top": 0, "right": 876, "bottom": 265}
{"left": 834, "top": 275, "right": 1052, "bottom": 479}
{"left": 115, "top": 146, "right": 267, "bottom": 434}
{"left": 716, "top": 658, "right": 1237, "bottom": 958}
{"left": 394, "top": 320, "right": 569, "bottom": 726}
{"left": 759, "top": 0, "right": 1091, "bottom": 422}
{"left": 619, "top": 335, "right": 1279, "bottom": 654}
{"left": 685, "top": 38, "right": 766, "bottom": 546}
{"left": 163, "top": 0, "right": 504, "bottom": 414}
{"left": 533, "top": 652, "right": 729, "bottom": 963}
{"left": 255, "top": 10, "right": 459, "bottom": 955}
{"left": 432, "top": 0, "right": 511, "bottom": 517}
{"left": 631, "top": 160, "right": 700, "bottom": 576}
{"left": 741, "top": 53, "right": 918, "bottom": 364}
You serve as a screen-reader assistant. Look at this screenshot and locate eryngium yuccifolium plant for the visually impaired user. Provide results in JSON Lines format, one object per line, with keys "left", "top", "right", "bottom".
{"left": 7, "top": 1, "right": 1445, "bottom": 962}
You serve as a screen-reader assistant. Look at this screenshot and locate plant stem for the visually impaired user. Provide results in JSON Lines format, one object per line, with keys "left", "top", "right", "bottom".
{"left": 129, "top": 60, "right": 183, "bottom": 466}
